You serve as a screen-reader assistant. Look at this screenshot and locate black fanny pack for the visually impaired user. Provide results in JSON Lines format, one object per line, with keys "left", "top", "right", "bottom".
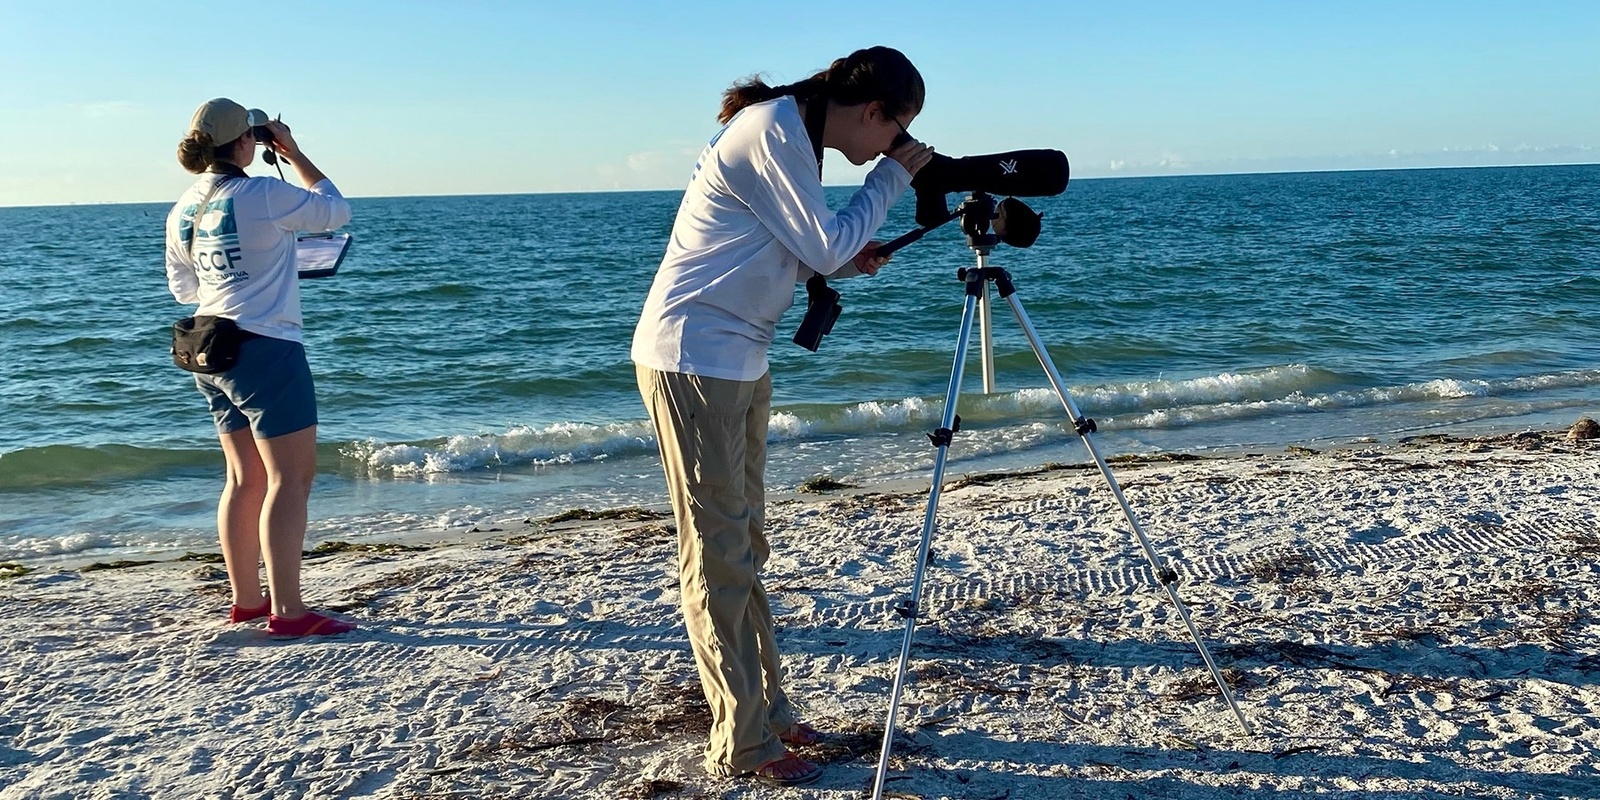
{"left": 171, "top": 315, "right": 257, "bottom": 374}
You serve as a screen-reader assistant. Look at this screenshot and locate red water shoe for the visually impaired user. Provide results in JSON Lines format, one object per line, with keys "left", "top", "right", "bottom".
{"left": 266, "top": 611, "right": 356, "bottom": 638}
{"left": 228, "top": 595, "right": 271, "bottom": 624}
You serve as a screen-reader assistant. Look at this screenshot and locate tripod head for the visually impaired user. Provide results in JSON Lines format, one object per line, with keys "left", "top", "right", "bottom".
{"left": 958, "top": 193, "right": 998, "bottom": 250}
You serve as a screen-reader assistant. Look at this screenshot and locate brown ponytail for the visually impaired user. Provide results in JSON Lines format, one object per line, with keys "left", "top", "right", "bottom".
{"left": 176, "top": 130, "right": 244, "bottom": 174}
{"left": 717, "top": 46, "right": 924, "bottom": 125}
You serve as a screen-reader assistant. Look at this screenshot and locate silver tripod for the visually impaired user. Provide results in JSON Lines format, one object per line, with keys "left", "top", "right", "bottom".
{"left": 869, "top": 194, "right": 1251, "bottom": 800}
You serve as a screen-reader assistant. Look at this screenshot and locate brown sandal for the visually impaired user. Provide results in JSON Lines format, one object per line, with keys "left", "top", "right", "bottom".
{"left": 750, "top": 751, "right": 823, "bottom": 787}
{"left": 779, "top": 722, "right": 821, "bottom": 746}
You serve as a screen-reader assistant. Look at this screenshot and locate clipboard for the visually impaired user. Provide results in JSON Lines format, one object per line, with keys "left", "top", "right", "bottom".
{"left": 296, "top": 232, "right": 353, "bottom": 279}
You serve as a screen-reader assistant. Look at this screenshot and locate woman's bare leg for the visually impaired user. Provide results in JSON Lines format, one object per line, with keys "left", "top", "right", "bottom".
{"left": 254, "top": 425, "right": 318, "bottom": 619}
{"left": 217, "top": 428, "right": 268, "bottom": 608}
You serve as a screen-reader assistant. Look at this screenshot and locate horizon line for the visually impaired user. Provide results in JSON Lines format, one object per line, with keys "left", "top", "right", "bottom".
{"left": 4, "top": 160, "right": 1596, "bottom": 211}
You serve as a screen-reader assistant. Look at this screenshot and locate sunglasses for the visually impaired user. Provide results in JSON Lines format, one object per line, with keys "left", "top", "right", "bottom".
{"left": 890, "top": 117, "right": 912, "bottom": 149}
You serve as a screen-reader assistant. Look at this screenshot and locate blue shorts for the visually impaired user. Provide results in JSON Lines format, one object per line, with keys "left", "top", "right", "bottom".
{"left": 194, "top": 336, "right": 318, "bottom": 439}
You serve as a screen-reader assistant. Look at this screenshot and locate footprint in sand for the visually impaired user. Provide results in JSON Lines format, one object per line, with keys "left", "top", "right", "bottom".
{"left": 1348, "top": 522, "right": 1407, "bottom": 545}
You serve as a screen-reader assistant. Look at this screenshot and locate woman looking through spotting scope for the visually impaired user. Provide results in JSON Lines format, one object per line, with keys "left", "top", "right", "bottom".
{"left": 631, "top": 46, "right": 934, "bottom": 786}
{"left": 165, "top": 98, "right": 354, "bottom": 638}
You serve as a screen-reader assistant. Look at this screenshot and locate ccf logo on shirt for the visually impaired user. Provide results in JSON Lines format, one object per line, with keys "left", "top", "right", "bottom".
{"left": 180, "top": 197, "right": 247, "bottom": 284}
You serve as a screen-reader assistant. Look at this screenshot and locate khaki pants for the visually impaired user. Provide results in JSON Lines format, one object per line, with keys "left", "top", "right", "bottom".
{"left": 636, "top": 365, "right": 796, "bottom": 775}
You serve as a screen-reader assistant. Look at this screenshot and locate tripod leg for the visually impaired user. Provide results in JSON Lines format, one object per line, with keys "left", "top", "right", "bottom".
{"left": 999, "top": 288, "right": 1255, "bottom": 737}
{"left": 978, "top": 278, "right": 997, "bottom": 393}
{"left": 870, "top": 274, "right": 985, "bottom": 800}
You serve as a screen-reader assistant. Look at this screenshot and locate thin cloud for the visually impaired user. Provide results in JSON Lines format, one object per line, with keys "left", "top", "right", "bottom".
{"left": 624, "top": 145, "right": 700, "bottom": 174}
{"left": 598, "top": 145, "right": 702, "bottom": 189}
{"left": 73, "top": 101, "right": 142, "bottom": 119}
{"left": 1090, "top": 144, "right": 1597, "bottom": 177}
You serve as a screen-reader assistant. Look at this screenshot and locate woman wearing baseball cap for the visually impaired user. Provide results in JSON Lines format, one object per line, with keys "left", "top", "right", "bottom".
{"left": 165, "top": 97, "right": 353, "bottom": 637}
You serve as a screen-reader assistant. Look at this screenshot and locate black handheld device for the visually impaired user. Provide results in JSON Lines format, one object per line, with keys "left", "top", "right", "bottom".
{"left": 246, "top": 109, "right": 290, "bottom": 171}
{"left": 792, "top": 276, "right": 842, "bottom": 352}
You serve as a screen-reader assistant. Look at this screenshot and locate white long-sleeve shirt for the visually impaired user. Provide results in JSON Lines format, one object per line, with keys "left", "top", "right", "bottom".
{"left": 631, "top": 96, "right": 912, "bottom": 381}
{"left": 164, "top": 174, "right": 351, "bottom": 343}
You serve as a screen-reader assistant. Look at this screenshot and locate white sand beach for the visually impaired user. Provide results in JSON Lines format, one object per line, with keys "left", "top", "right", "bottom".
{"left": 3, "top": 430, "right": 1599, "bottom": 799}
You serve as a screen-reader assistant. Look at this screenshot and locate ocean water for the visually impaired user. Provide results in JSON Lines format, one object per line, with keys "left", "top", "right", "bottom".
{"left": 2, "top": 164, "right": 1597, "bottom": 565}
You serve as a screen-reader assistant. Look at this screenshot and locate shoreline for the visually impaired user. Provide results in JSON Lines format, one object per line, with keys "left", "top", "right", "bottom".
{"left": 6, "top": 371, "right": 1597, "bottom": 569}
{"left": 5, "top": 425, "right": 1584, "bottom": 576}
{"left": 4, "top": 426, "right": 1599, "bottom": 798}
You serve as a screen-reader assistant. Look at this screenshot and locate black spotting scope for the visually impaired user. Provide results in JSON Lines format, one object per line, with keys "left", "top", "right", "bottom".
{"left": 911, "top": 149, "right": 1070, "bottom": 226}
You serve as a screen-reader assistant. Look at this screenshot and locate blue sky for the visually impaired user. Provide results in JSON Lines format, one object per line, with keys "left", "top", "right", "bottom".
{"left": 1, "top": 1, "right": 1596, "bottom": 206}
